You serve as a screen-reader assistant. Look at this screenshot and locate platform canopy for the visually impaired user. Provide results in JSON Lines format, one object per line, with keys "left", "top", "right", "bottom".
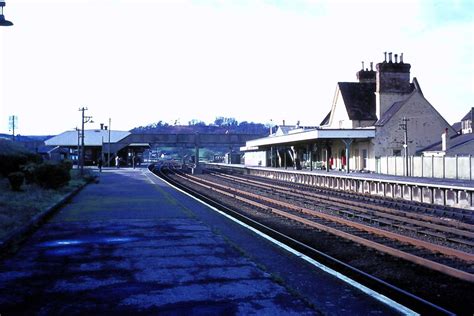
{"left": 241, "top": 127, "right": 375, "bottom": 151}
{"left": 45, "top": 130, "right": 131, "bottom": 147}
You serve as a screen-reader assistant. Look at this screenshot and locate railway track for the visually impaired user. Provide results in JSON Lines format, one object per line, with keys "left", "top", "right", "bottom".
{"left": 152, "top": 163, "right": 473, "bottom": 314}
{"left": 207, "top": 168, "right": 473, "bottom": 225}
{"left": 170, "top": 169, "right": 473, "bottom": 281}
{"left": 209, "top": 172, "right": 474, "bottom": 249}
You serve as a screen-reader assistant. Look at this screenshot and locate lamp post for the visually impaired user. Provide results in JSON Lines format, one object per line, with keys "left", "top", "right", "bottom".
{"left": 0, "top": 2, "right": 13, "bottom": 26}
{"left": 79, "top": 107, "right": 93, "bottom": 175}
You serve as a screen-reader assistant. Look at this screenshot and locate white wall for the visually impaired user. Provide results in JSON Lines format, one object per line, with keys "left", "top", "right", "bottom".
{"left": 243, "top": 151, "right": 268, "bottom": 167}
{"left": 379, "top": 155, "right": 473, "bottom": 180}
{"left": 327, "top": 86, "right": 352, "bottom": 129}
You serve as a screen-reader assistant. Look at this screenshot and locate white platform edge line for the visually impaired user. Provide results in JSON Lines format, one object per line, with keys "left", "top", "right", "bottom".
{"left": 146, "top": 169, "right": 418, "bottom": 316}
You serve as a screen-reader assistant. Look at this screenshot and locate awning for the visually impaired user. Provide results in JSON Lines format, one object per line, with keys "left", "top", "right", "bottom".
{"left": 242, "top": 128, "right": 375, "bottom": 151}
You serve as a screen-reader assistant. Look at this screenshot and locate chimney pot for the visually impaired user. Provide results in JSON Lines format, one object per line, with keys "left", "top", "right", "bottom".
{"left": 370, "top": 62, "right": 373, "bottom": 71}
{"left": 384, "top": 52, "right": 387, "bottom": 62}
{"left": 361, "top": 61, "right": 364, "bottom": 70}
{"left": 100, "top": 123, "right": 104, "bottom": 130}
{"left": 389, "top": 52, "right": 393, "bottom": 63}
{"left": 395, "top": 54, "right": 398, "bottom": 63}
{"left": 400, "top": 53, "right": 404, "bottom": 63}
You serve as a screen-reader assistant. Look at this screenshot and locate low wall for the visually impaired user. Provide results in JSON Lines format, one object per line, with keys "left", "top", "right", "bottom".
{"left": 204, "top": 163, "right": 474, "bottom": 210}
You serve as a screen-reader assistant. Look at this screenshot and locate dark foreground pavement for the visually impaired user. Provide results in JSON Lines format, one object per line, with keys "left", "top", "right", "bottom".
{"left": 0, "top": 168, "right": 407, "bottom": 315}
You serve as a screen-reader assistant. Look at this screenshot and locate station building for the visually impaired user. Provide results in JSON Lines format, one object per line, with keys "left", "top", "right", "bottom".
{"left": 45, "top": 128, "right": 149, "bottom": 165}
{"left": 242, "top": 52, "right": 457, "bottom": 173}
{"left": 421, "top": 107, "right": 474, "bottom": 157}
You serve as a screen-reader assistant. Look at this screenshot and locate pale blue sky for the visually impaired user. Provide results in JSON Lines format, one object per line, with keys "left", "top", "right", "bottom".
{"left": 0, "top": 0, "right": 473, "bottom": 135}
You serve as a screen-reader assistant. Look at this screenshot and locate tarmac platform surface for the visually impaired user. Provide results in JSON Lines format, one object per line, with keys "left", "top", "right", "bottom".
{"left": 0, "top": 167, "right": 409, "bottom": 315}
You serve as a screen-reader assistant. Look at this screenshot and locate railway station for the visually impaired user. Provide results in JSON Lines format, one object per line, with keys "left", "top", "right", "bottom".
{"left": 0, "top": 168, "right": 416, "bottom": 315}
{"left": 242, "top": 53, "right": 471, "bottom": 173}
{"left": 2, "top": 0, "right": 473, "bottom": 313}
{"left": 238, "top": 53, "right": 474, "bottom": 210}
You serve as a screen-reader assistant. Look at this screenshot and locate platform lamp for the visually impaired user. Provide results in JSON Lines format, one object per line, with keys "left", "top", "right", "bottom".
{"left": 0, "top": 2, "right": 13, "bottom": 26}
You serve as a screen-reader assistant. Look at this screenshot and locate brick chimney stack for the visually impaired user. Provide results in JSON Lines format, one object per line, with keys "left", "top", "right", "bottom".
{"left": 356, "top": 61, "right": 376, "bottom": 83}
{"left": 375, "top": 51, "right": 411, "bottom": 120}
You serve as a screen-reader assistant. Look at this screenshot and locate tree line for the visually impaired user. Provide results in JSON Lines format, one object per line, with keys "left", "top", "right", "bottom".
{"left": 131, "top": 117, "right": 269, "bottom": 135}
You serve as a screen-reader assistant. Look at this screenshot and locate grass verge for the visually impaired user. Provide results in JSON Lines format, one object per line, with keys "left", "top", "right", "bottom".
{"left": 0, "top": 169, "right": 88, "bottom": 241}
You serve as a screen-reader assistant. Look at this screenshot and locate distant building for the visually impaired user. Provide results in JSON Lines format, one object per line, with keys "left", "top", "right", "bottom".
{"left": 45, "top": 129, "right": 148, "bottom": 166}
{"left": 37, "top": 146, "right": 69, "bottom": 161}
{"left": 421, "top": 108, "right": 474, "bottom": 156}
{"left": 460, "top": 107, "right": 473, "bottom": 134}
{"left": 242, "top": 52, "right": 456, "bottom": 172}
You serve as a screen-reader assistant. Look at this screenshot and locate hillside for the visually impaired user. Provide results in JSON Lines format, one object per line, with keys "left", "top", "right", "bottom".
{"left": 0, "top": 138, "right": 32, "bottom": 155}
{"left": 131, "top": 118, "right": 269, "bottom": 136}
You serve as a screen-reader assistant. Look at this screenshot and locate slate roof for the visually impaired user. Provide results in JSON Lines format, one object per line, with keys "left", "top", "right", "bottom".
{"left": 418, "top": 133, "right": 474, "bottom": 153}
{"left": 452, "top": 121, "right": 462, "bottom": 133}
{"left": 375, "top": 99, "right": 407, "bottom": 126}
{"left": 461, "top": 107, "right": 473, "bottom": 121}
{"left": 338, "top": 82, "right": 377, "bottom": 121}
{"left": 37, "top": 146, "right": 69, "bottom": 154}
{"left": 45, "top": 130, "right": 130, "bottom": 147}
{"left": 320, "top": 111, "right": 331, "bottom": 126}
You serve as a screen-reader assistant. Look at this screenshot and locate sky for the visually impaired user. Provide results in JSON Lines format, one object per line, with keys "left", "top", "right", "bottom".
{"left": 0, "top": 0, "right": 473, "bottom": 135}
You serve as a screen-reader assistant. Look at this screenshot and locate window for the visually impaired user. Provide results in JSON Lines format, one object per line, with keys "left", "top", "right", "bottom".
{"left": 362, "top": 149, "right": 368, "bottom": 169}
{"left": 393, "top": 149, "right": 402, "bottom": 156}
{"left": 462, "top": 120, "right": 472, "bottom": 134}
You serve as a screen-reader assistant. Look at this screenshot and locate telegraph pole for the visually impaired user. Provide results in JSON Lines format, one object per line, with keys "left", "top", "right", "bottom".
{"left": 400, "top": 117, "right": 410, "bottom": 176}
{"left": 79, "top": 107, "right": 93, "bottom": 175}
{"left": 75, "top": 127, "right": 80, "bottom": 168}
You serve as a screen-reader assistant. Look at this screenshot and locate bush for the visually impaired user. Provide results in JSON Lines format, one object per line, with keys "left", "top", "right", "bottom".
{"left": 61, "top": 159, "right": 73, "bottom": 171}
{"left": 20, "top": 162, "right": 38, "bottom": 184}
{"left": 34, "top": 163, "right": 71, "bottom": 189}
{"left": 0, "top": 153, "right": 42, "bottom": 177}
{"left": 8, "top": 171, "right": 25, "bottom": 191}
{"left": 0, "top": 154, "right": 27, "bottom": 176}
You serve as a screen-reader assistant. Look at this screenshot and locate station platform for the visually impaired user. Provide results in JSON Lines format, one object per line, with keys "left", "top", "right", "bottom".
{"left": 207, "top": 163, "right": 474, "bottom": 189}
{"left": 0, "top": 168, "right": 410, "bottom": 314}
{"left": 206, "top": 163, "right": 474, "bottom": 209}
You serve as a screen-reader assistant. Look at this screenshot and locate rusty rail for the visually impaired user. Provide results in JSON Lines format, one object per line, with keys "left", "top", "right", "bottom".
{"left": 212, "top": 173, "right": 474, "bottom": 239}
{"left": 173, "top": 171, "right": 474, "bottom": 282}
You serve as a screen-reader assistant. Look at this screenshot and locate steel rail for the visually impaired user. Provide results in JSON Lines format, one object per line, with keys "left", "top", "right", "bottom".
{"left": 154, "top": 165, "right": 455, "bottom": 315}
{"left": 174, "top": 171, "right": 474, "bottom": 282}
{"left": 211, "top": 172, "right": 474, "bottom": 240}
{"left": 214, "top": 172, "right": 474, "bottom": 232}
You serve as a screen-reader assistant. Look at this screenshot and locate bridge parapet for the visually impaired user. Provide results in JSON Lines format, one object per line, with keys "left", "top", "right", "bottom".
{"left": 116, "top": 133, "right": 264, "bottom": 148}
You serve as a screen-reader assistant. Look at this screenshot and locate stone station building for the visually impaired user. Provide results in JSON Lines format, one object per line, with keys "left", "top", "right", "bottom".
{"left": 242, "top": 52, "right": 457, "bottom": 173}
